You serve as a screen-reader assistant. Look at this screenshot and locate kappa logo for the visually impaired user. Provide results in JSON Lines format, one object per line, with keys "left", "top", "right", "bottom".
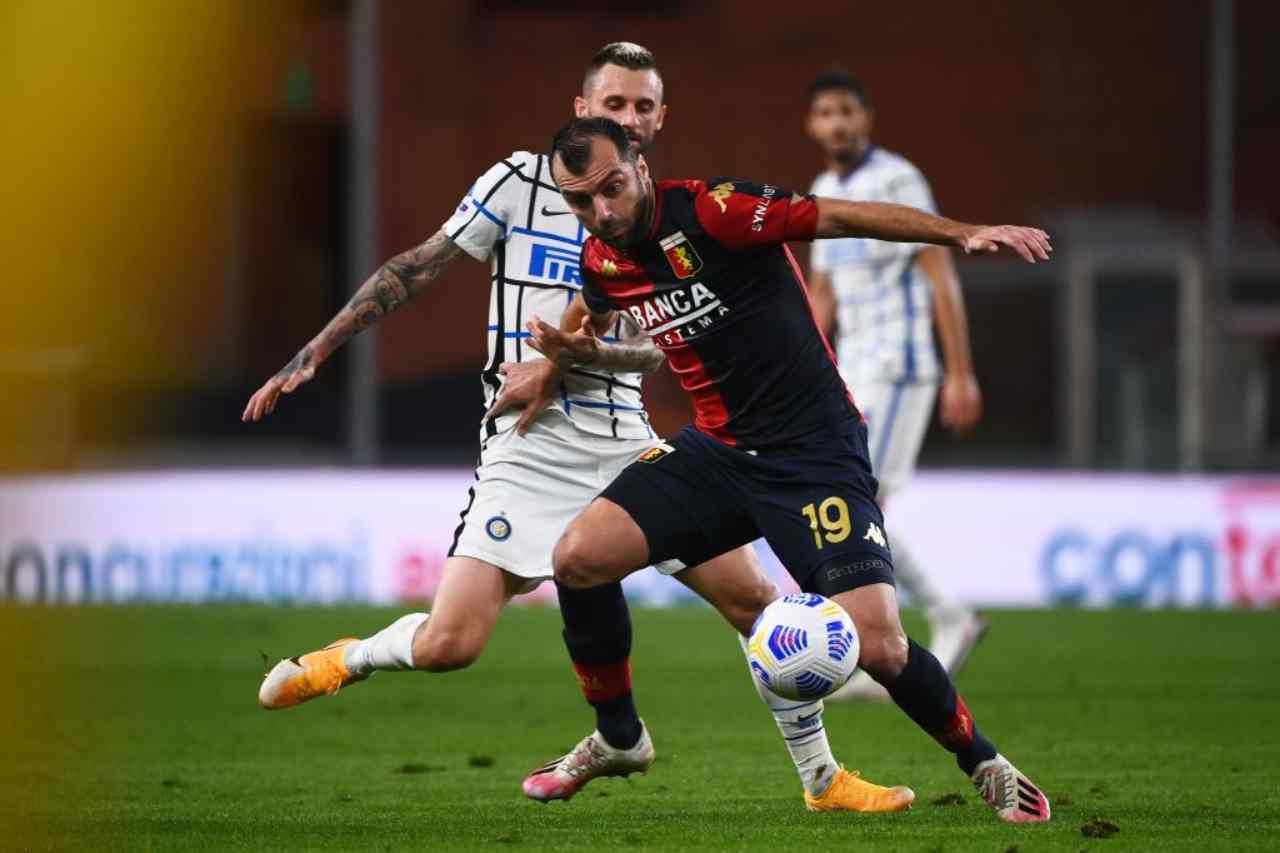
{"left": 660, "top": 231, "right": 702, "bottom": 279}
{"left": 707, "top": 182, "right": 735, "bottom": 213}
{"left": 863, "top": 522, "right": 887, "bottom": 548}
{"left": 636, "top": 442, "right": 675, "bottom": 463}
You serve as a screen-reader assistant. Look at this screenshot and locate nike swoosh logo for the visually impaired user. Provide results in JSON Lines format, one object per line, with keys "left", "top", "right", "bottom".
{"left": 541, "top": 206, "right": 572, "bottom": 216}
{"left": 797, "top": 710, "right": 821, "bottom": 724}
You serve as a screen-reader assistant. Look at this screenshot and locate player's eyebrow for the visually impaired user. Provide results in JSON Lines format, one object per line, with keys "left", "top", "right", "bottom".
{"left": 576, "top": 168, "right": 625, "bottom": 195}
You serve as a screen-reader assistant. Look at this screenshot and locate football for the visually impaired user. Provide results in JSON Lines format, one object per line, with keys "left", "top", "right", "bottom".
{"left": 746, "top": 593, "right": 859, "bottom": 701}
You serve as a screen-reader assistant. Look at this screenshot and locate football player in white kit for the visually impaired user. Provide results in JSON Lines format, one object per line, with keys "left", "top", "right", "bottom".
{"left": 804, "top": 69, "right": 988, "bottom": 701}
{"left": 244, "top": 44, "right": 913, "bottom": 814}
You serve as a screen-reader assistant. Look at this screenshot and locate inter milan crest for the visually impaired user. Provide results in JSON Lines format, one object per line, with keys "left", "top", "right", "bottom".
{"left": 660, "top": 231, "right": 702, "bottom": 280}
{"left": 485, "top": 515, "right": 512, "bottom": 542}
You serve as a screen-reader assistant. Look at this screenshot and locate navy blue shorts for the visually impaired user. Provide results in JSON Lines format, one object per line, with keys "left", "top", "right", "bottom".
{"left": 601, "top": 422, "right": 895, "bottom": 597}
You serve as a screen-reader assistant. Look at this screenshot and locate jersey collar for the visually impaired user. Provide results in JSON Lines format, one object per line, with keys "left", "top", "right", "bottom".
{"left": 836, "top": 144, "right": 876, "bottom": 183}
{"left": 644, "top": 177, "right": 665, "bottom": 241}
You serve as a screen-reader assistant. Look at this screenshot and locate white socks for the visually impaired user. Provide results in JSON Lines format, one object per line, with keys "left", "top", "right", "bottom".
{"left": 344, "top": 612, "right": 429, "bottom": 676}
{"left": 738, "top": 634, "right": 838, "bottom": 797}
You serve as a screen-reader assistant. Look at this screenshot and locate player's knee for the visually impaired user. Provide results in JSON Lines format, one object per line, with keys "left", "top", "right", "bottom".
{"left": 552, "top": 530, "right": 605, "bottom": 589}
{"left": 414, "top": 628, "right": 483, "bottom": 672}
{"left": 857, "top": 627, "right": 909, "bottom": 680}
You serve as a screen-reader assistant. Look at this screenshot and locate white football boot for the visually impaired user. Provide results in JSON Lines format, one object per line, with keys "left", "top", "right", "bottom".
{"left": 522, "top": 724, "right": 654, "bottom": 802}
{"left": 971, "top": 753, "right": 1051, "bottom": 823}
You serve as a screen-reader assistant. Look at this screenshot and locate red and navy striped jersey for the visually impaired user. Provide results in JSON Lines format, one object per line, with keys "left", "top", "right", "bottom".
{"left": 580, "top": 178, "right": 859, "bottom": 449}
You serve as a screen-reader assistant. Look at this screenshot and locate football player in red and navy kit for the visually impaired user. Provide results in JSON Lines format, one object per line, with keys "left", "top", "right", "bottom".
{"left": 528, "top": 116, "right": 1054, "bottom": 823}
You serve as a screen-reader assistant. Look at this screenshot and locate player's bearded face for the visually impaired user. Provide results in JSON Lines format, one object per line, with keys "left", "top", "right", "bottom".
{"left": 576, "top": 66, "right": 666, "bottom": 155}
{"left": 807, "top": 90, "right": 871, "bottom": 163}
{"left": 554, "top": 141, "right": 653, "bottom": 250}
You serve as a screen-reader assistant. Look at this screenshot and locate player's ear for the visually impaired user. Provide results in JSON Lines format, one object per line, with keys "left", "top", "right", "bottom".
{"left": 654, "top": 103, "right": 667, "bottom": 132}
{"left": 635, "top": 153, "right": 649, "bottom": 183}
{"left": 804, "top": 108, "right": 818, "bottom": 142}
{"left": 573, "top": 96, "right": 589, "bottom": 118}
{"left": 863, "top": 108, "right": 875, "bottom": 133}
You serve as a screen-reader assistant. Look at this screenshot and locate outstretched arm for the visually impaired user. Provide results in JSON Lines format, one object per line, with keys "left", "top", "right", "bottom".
{"left": 242, "top": 229, "right": 464, "bottom": 422}
{"left": 814, "top": 198, "right": 1052, "bottom": 263}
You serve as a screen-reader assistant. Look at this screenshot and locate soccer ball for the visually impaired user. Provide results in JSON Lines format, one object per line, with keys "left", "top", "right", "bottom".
{"left": 746, "top": 593, "right": 859, "bottom": 701}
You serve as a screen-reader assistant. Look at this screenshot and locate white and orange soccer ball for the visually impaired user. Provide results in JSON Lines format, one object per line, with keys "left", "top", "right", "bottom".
{"left": 747, "top": 593, "right": 859, "bottom": 701}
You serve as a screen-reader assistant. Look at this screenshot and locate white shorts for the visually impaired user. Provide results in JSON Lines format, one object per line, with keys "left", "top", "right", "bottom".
{"left": 449, "top": 411, "right": 685, "bottom": 594}
{"left": 847, "top": 375, "right": 939, "bottom": 499}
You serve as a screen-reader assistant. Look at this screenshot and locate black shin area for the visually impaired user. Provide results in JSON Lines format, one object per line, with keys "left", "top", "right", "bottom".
{"left": 556, "top": 581, "right": 641, "bottom": 750}
{"left": 883, "top": 638, "right": 997, "bottom": 775}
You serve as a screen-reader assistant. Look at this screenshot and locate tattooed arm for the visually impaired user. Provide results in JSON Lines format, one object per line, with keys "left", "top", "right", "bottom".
{"left": 242, "top": 229, "right": 464, "bottom": 422}
{"left": 536, "top": 292, "right": 664, "bottom": 373}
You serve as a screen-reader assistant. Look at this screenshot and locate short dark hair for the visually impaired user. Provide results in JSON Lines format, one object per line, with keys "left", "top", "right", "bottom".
{"left": 584, "top": 41, "right": 662, "bottom": 92}
{"left": 808, "top": 67, "right": 869, "bottom": 107}
{"left": 550, "top": 117, "right": 635, "bottom": 177}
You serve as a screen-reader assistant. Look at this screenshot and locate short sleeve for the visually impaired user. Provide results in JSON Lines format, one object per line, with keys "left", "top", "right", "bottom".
{"left": 693, "top": 179, "right": 819, "bottom": 251}
{"left": 809, "top": 234, "right": 833, "bottom": 272}
{"left": 886, "top": 167, "right": 937, "bottom": 216}
{"left": 806, "top": 175, "right": 833, "bottom": 272}
{"left": 440, "top": 154, "right": 528, "bottom": 262}
{"left": 579, "top": 245, "right": 618, "bottom": 314}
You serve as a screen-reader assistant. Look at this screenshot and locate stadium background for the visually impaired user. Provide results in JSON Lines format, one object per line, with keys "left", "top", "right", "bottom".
{"left": 4, "top": 0, "right": 1278, "bottom": 607}
{"left": 2, "top": 1, "right": 1279, "bottom": 849}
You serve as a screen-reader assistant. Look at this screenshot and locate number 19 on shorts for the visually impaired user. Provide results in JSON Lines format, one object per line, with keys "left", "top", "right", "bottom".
{"left": 802, "top": 497, "right": 851, "bottom": 549}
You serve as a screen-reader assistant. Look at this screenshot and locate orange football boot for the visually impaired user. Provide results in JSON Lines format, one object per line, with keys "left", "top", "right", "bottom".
{"left": 258, "top": 638, "right": 366, "bottom": 710}
{"left": 804, "top": 768, "right": 915, "bottom": 813}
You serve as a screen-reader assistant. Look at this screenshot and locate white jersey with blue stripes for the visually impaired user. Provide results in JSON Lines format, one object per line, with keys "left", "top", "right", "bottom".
{"left": 810, "top": 146, "right": 939, "bottom": 383}
{"left": 442, "top": 151, "right": 653, "bottom": 440}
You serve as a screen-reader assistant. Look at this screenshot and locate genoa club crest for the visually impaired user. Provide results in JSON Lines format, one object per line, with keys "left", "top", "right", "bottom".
{"left": 636, "top": 442, "right": 674, "bottom": 464}
{"left": 660, "top": 231, "right": 702, "bottom": 280}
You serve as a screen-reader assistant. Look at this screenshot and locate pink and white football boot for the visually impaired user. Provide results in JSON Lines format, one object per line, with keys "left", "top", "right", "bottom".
{"left": 971, "top": 753, "right": 1051, "bottom": 823}
{"left": 522, "top": 724, "right": 655, "bottom": 802}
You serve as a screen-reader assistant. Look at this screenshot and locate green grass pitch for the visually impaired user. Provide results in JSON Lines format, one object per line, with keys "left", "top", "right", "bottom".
{"left": 4, "top": 606, "right": 1278, "bottom": 851}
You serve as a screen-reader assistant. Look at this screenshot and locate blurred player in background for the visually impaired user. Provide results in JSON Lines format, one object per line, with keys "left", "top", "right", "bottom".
{"left": 246, "top": 43, "right": 904, "bottom": 814}
{"left": 532, "top": 116, "right": 1052, "bottom": 823}
{"left": 804, "top": 69, "right": 987, "bottom": 701}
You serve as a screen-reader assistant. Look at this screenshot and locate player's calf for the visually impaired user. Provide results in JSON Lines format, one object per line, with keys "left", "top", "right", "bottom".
{"left": 833, "top": 583, "right": 1050, "bottom": 824}
{"left": 558, "top": 581, "right": 645, "bottom": 751}
{"left": 412, "top": 622, "right": 485, "bottom": 672}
